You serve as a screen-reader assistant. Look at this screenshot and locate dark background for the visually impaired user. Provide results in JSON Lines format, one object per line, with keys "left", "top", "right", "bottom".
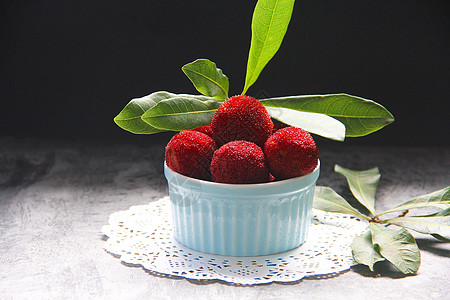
{"left": 1, "top": 1, "right": 449, "bottom": 146}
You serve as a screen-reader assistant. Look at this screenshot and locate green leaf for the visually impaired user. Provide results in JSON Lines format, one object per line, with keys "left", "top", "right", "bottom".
{"left": 182, "top": 59, "right": 229, "bottom": 101}
{"left": 369, "top": 223, "right": 420, "bottom": 274}
{"left": 378, "top": 186, "right": 450, "bottom": 216}
{"left": 259, "top": 94, "right": 395, "bottom": 137}
{"left": 431, "top": 208, "right": 450, "bottom": 241}
{"left": 431, "top": 208, "right": 450, "bottom": 217}
{"left": 386, "top": 208, "right": 450, "bottom": 240}
{"left": 114, "top": 91, "right": 176, "bottom": 134}
{"left": 265, "top": 106, "right": 346, "bottom": 141}
{"left": 243, "top": 0, "right": 295, "bottom": 94}
{"left": 431, "top": 233, "right": 450, "bottom": 242}
{"left": 335, "top": 165, "right": 380, "bottom": 216}
{"left": 313, "top": 186, "right": 368, "bottom": 220}
{"left": 141, "top": 96, "right": 220, "bottom": 131}
{"left": 114, "top": 91, "right": 214, "bottom": 134}
{"left": 351, "top": 230, "right": 385, "bottom": 271}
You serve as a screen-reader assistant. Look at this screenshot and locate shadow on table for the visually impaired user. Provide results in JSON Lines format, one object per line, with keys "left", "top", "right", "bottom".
{"left": 416, "top": 238, "right": 450, "bottom": 258}
{"left": 350, "top": 262, "right": 414, "bottom": 279}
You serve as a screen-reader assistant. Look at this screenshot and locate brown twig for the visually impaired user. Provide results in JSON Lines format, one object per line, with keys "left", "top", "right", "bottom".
{"left": 398, "top": 209, "right": 409, "bottom": 218}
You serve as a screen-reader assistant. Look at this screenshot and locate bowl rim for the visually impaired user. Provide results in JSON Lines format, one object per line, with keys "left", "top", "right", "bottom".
{"left": 164, "top": 160, "right": 320, "bottom": 190}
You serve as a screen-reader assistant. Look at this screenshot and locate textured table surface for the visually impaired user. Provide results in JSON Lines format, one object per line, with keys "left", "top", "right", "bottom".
{"left": 1, "top": 137, "right": 449, "bottom": 299}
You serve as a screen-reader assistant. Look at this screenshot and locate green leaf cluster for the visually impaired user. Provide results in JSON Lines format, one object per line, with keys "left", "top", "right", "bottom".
{"left": 113, "top": 0, "right": 394, "bottom": 140}
{"left": 314, "top": 165, "right": 450, "bottom": 274}
{"left": 114, "top": 91, "right": 219, "bottom": 134}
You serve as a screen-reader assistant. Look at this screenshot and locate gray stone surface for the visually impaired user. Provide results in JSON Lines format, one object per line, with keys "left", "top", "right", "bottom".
{"left": 0, "top": 137, "right": 449, "bottom": 299}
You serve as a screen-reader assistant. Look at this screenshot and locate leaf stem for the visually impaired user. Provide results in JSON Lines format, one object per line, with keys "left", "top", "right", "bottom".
{"left": 370, "top": 210, "right": 410, "bottom": 226}
{"left": 369, "top": 216, "right": 384, "bottom": 223}
{"left": 375, "top": 209, "right": 410, "bottom": 219}
{"left": 398, "top": 209, "right": 410, "bottom": 218}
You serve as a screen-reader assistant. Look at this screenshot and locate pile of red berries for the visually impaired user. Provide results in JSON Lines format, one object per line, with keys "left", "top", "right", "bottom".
{"left": 165, "top": 95, "right": 319, "bottom": 184}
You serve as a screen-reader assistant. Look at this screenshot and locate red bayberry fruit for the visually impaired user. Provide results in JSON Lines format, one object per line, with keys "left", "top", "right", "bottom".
{"left": 264, "top": 127, "right": 318, "bottom": 179}
{"left": 210, "top": 140, "right": 270, "bottom": 184}
{"left": 165, "top": 130, "right": 217, "bottom": 180}
{"left": 192, "top": 124, "right": 213, "bottom": 138}
{"left": 211, "top": 95, "right": 273, "bottom": 147}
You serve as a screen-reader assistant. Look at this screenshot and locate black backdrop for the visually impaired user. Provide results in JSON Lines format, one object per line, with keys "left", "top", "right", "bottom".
{"left": 1, "top": 1, "right": 449, "bottom": 146}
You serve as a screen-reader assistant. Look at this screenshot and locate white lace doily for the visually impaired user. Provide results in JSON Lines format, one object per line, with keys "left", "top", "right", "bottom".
{"left": 102, "top": 196, "right": 368, "bottom": 285}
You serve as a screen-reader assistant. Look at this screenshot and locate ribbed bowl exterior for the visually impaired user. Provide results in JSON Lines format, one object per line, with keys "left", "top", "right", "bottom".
{"left": 164, "top": 162, "right": 320, "bottom": 256}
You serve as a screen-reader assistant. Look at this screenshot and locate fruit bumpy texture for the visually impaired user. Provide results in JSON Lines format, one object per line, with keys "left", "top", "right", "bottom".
{"left": 264, "top": 127, "right": 318, "bottom": 179}
{"left": 211, "top": 95, "right": 273, "bottom": 147}
{"left": 165, "top": 130, "right": 217, "bottom": 180}
{"left": 192, "top": 124, "right": 213, "bottom": 138}
{"left": 210, "top": 140, "right": 270, "bottom": 184}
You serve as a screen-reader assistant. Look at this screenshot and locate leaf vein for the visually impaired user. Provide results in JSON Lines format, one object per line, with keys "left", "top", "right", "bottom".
{"left": 185, "top": 69, "right": 227, "bottom": 97}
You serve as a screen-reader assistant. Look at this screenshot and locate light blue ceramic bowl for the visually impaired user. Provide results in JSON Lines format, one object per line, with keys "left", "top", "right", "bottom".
{"left": 164, "top": 161, "right": 320, "bottom": 256}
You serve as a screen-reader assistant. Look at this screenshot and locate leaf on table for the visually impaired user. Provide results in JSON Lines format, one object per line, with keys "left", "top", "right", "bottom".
{"left": 431, "top": 234, "right": 450, "bottom": 242}
{"left": 379, "top": 186, "right": 450, "bottom": 216}
{"left": 182, "top": 59, "right": 229, "bottom": 101}
{"left": 265, "top": 107, "right": 346, "bottom": 141}
{"left": 431, "top": 208, "right": 450, "bottom": 241}
{"left": 259, "top": 94, "right": 395, "bottom": 137}
{"left": 351, "top": 230, "right": 385, "bottom": 271}
{"left": 141, "top": 96, "right": 220, "bottom": 131}
{"left": 431, "top": 207, "right": 450, "bottom": 216}
{"left": 313, "top": 186, "right": 368, "bottom": 219}
{"left": 387, "top": 207, "right": 450, "bottom": 240}
{"left": 243, "top": 0, "right": 295, "bottom": 94}
{"left": 369, "top": 223, "right": 420, "bottom": 274}
{"left": 335, "top": 165, "right": 380, "bottom": 216}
